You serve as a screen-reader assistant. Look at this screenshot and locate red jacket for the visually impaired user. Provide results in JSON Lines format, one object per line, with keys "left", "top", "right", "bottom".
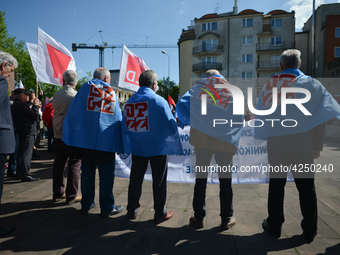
{"left": 42, "top": 103, "right": 54, "bottom": 128}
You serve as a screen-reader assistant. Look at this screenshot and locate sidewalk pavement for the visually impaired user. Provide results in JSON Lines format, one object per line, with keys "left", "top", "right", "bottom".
{"left": 0, "top": 139, "right": 339, "bottom": 255}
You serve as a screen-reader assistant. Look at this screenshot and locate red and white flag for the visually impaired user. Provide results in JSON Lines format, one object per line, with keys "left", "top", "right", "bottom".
{"left": 118, "top": 44, "right": 148, "bottom": 92}
{"left": 168, "top": 95, "right": 176, "bottom": 110}
{"left": 36, "top": 27, "right": 76, "bottom": 86}
{"left": 19, "top": 80, "right": 25, "bottom": 89}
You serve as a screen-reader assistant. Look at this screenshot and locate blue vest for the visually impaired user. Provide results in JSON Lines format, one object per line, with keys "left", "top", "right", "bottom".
{"left": 175, "top": 75, "right": 243, "bottom": 148}
{"left": 121, "top": 86, "right": 181, "bottom": 157}
{"left": 254, "top": 68, "right": 340, "bottom": 139}
{"left": 62, "top": 78, "right": 123, "bottom": 153}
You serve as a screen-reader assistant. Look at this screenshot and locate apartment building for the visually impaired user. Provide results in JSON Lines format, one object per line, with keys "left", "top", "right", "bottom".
{"left": 178, "top": 7, "right": 295, "bottom": 103}
{"left": 296, "top": 3, "right": 340, "bottom": 79}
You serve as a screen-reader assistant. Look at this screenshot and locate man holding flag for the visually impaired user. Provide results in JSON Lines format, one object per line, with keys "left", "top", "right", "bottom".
{"left": 255, "top": 49, "right": 340, "bottom": 242}
{"left": 175, "top": 70, "right": 243, "bottom": 230}
{"left": 63, "top": 67, "right": 123, "bottom": 218}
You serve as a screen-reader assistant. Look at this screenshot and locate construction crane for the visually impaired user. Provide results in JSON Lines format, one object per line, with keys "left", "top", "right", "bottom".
{"left": 72, "top": 42, "right": 178, "bottom": 67}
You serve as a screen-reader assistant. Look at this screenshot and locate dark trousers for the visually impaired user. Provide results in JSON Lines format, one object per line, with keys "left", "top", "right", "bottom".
{"left": 0, "top": 154, "right": 6, "bottom": 211}
{"left": 8, "top": 134, "right": 19, "bottom": 175}
{"left": 267, "top": 150, "right": 317, "bottom": 237}
{"left": 52, "top": 139, "right": 81, "bottom": 201}
{"left": 193, "top": 148, "right": 233, "bottom": 223}
{"left": 17, "top": 135, "right": 34, "bottom": 179}
{"left": 127, "top": 155, "right": 168, "bottom": 221}
{"left": 47, "top": 128, "right": 54, "bottom": 152}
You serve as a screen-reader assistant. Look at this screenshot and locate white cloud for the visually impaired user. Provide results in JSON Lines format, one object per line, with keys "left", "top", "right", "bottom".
{"left": 179, "top": 2, "right": 188, "bottom": 15}
{"left": 285, "top": 0, "right": 337, "bottom": 31}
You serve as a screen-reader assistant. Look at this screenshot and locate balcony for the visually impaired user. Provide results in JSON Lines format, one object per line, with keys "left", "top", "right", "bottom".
{"left": 193, "top": 45, "right": 223, "bottom": 55}
{"left": 256, "top": 41, "right": 294, "bottom": 52}
{"left": 256, "top": 61, "right": 280, "bottom": 70}
{"left": 193, "top": 62, "right": 222, "bottom": 72}
{"left": 263, "top": 24, "right": 272, "bottom": 32}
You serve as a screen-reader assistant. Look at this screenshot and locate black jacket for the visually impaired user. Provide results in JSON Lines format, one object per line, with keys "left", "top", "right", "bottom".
{"left": 11, "top": 98, "right": 39, "bottom": 138}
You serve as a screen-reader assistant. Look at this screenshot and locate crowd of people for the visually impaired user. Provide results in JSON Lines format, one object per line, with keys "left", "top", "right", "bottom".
{"left": 1, "top": 49, "right": 340, "bottom": 244}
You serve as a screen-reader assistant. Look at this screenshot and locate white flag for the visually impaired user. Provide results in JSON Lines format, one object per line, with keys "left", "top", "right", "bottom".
{"left": 36, "top": 27, "right": 76, "bottom": 86}
{"left": 26, "top": 42, "right": 38, "bottom": 74}
{"left": 19, "top": 80, "right": 24, "bottom": 89}
{"left": 118, "top": 45, "right": 148, "bottom": 92}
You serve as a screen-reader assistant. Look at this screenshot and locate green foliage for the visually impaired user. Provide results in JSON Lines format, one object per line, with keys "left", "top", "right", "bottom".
{"left": 156, "top": 77, "right": 179, "bottom": 103}
{"left": 0, "top": 11, "right": 36, "bottom": 92}
{"left": 76, "top": 71, "right": 92, "bottom": 91}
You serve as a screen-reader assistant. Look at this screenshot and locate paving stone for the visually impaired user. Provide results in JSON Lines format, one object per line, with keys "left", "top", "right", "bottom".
{"left": 1, "top": 139, "right": 339, "bottom": 254}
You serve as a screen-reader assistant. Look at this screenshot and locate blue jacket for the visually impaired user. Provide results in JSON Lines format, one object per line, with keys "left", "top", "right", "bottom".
{"left": 121, "top": 86, "right": 180, "bottom": 157}
{"left": 63, "top": 78, "right": 123, "bottom": 153}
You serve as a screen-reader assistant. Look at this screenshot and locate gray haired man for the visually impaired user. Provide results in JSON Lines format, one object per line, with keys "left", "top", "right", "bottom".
{"left": 52, "top": 70, "right": 82, "bottom": 204}
{"left": 0, "top": 51, "right": 17, "bottom": 236}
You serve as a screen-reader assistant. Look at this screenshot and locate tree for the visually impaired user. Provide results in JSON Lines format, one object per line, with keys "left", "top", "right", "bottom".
{"left": 0, "top": 11, "right": 36, "bottom": 93}
{"left": 157, "top": 77, "right": 179, "bottom": 103}
{"left": 76, "top": 71, "right": 92, "bottom": 91}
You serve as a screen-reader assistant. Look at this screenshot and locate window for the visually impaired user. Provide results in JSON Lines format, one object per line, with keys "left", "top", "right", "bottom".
{"left": 335, "top": 47, "right": 340, "bottom": 58}
{"left": 271, "top": 19, "right": 282, "bottom": 28}
{"left": 202, "top": 39, "right": 218, "bottom": 51}
{"left": 270, "top": 55, "right": 280, "bottom": 63}
{"left": 242, "top": 18, "right": 253, "bottom": 27}
{"left": 271, "top": 36, "right": 282, "bottom": 46}
{"left": 202, "top": 22, "right": 217, "bottom": 31}
{"left": 201, "top": 56, "right": 217, "bottom": 69}
{"left": 242, "top": 54, "right": 253, "bottom": 63}
{"left": 336, "top": 28, "right": 340, "bottom": 38}
{"left": 242, "top": 72, "right": 253, "bottom": 81}
{"left": 242, "top": 36, "right": 253, "bottom": 45}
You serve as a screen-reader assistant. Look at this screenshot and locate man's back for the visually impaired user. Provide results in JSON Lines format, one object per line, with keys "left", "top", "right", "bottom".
{"left": 53, "top": 85, "right": 77, "bottom": 139}
{"left": 123, "top": 86, "right": 178, "bottom": 157}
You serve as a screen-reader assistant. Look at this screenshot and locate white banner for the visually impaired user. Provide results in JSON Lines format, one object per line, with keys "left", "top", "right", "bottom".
{"left": 118, "top": 45, "right": 148, "bottom": 92}
{"left": 115, "top": 125, "right": 292, "bottom": 184}
{"left": 36, "top": 27, "right": 76, "bottom": 86}
{"left": 26, "top": 42, "right": 38, "bottom": 74}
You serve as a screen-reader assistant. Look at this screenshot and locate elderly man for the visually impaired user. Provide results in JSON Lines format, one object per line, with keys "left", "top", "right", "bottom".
{"left": 0, "top": 51, "right": 17, "bottom": 235}
{"left": 175, "top": 69, "right": 243, "bottom": 230}
{"left": 255, "top": 49, "right": 340, "bottom": 242}
{"left": 52, "top": 70, "right": 81, "bottom": 204}
{"left": 63, "top": 67, "right": 123, "bottom": 218}
{"left": 122, "top": 70, "right": 180, "bottom": 224}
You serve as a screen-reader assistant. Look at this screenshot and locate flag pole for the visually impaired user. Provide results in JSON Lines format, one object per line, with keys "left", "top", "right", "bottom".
{"left": 36, "top": 80, "right": 38, "bottom": 97}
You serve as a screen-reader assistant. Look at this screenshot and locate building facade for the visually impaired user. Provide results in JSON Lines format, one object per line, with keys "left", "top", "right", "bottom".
{"left": 178, "top": 8, "right": 295, "bottom": 103}
{"left": 297, "top": 3, "right": 340, "bottom": 78}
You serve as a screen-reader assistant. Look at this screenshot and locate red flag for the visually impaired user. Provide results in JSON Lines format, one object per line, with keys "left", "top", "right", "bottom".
{"left": 168, "top": 95, "right": 176, "bottom": 108}
{"left": 36, "top": 27, "right": 76, "bottom": 86}
{"left": 118, "top": 45, "right": 148, "bottom": 92}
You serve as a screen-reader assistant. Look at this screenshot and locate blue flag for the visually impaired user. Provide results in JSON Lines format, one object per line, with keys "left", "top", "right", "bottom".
{"left": 254, "top": 68, "right": 340, "bottom": 139}
{"left": 62, "top": 78, "right": 123, "bottom": 153}
{"left": 121, "top": 86, "right": 181, "bottom": 157}
{"left": 175, "top": 75, "right": 244, "bottom": 148}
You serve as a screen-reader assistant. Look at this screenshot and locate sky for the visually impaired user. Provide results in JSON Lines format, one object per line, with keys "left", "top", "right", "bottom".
{"left": 1, "top": 0, "right": 340, "bottom": 86}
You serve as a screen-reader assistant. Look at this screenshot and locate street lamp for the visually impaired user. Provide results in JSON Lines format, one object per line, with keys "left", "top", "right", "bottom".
{"left": 161, "top": 50, "right": 170, "bottom": 97}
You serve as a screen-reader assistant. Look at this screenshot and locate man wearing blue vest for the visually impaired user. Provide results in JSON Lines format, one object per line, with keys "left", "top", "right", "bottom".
{"left": 255, "top": 49, "right": 340, "bottom": 242}
{"left": 63, "top": 67, "right": 123, "bottom": 218}
{"left": 122, "top": 70, "right": 179, "bottom": 224}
